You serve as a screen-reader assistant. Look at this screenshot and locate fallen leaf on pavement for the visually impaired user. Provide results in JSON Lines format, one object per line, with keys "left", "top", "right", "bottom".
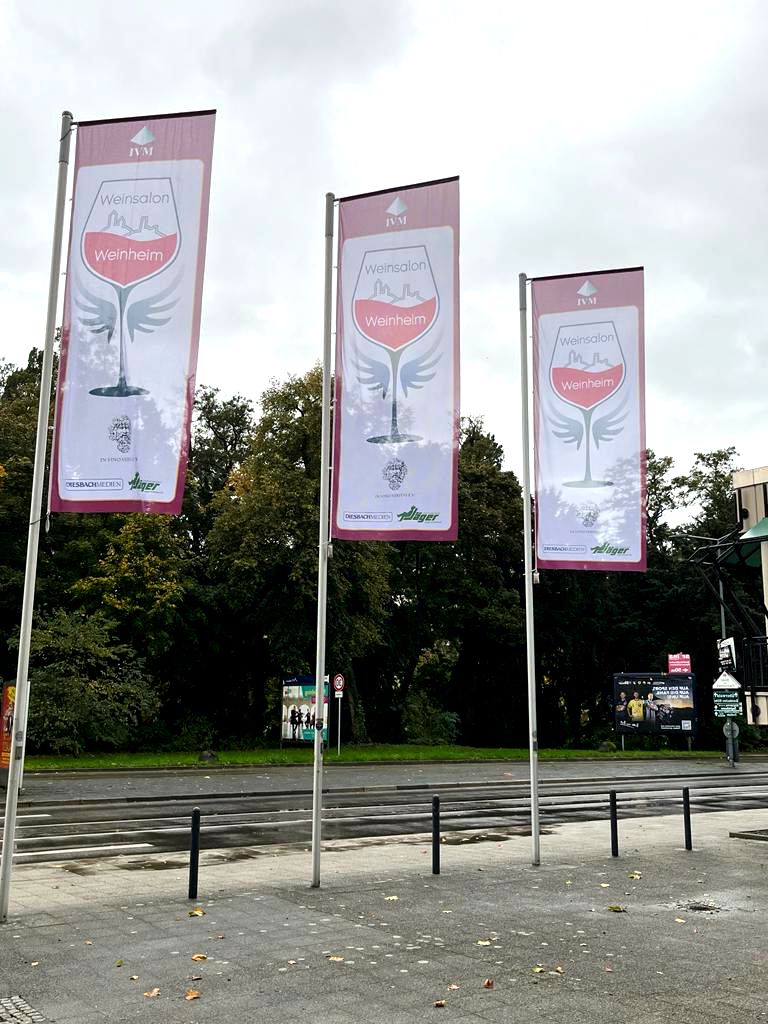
{"left": 483, "top": 978, "right": 494, "bottom": 988}
{"left": 603, "top": 964, "right": 614, "bottom": 972}
{"left": 554, "top": 966, "right": 564, "bottom": 974}
{"left": 532, "top": 965, "right": 545, "bottom": 973}
{"left": 30, "top": 962, "right": 40, "bottom": 967}
{"left": 216, "top": 934, "right": 225, "bottom": 940}
{"left": 384, "top": 895, "right": 399, "bottom": 901}
{"left": 600, "top": 883, "right": 610, "bottom": 888}
{"left": 434, "top": 1000, "right": 446, "bottom": 1008}
{"left": 476, "top": 939, "right": 492, "bottom": 946}
{"left": 190, "top": 974, "right": 202, "bottom": 981}
{"left": 327, "top": 955, "right": 345, "bottom": 962}
{"left": 447, "top": 984, "right": 460, "bottom": 991}
{"left": 675, "top": 918, "right": 686, "bottom": 924}
{"left": 191, "top": 954, "right": 207, "bottom": 962}
{"left": 607, "top": 905, "right": 627, "bottom": 913}
{"left": 628, "top": 871, "right": 642, "bottom": 880}
{"left": 84, "top": 939, "right": 93, "bottom": 945}
{"left": 143, "top": 988, "right": 160, "bottom": 998}
{"left": 188, "top": 907, "right": 205, "bottom": 917}
{"left": 129, "top": 975, "right": 139, "bottom": 981}
{"left": 184, "top": 988, "right": 200, "bottom": 1001}
{"left": 115, "top": 959, "right": 124, "bottom": 967}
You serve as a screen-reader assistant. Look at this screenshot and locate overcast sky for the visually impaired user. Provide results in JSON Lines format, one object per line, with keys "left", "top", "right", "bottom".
{"left": 1, "top": 0, "right": 767, "bottom": 481}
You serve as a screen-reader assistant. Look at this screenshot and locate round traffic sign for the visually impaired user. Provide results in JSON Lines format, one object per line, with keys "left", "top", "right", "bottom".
{"left": 333, "top": 673, "right": 345, "bottom": 693}
{"left": 723, "top": 720, "right": 740, "bottom": 739}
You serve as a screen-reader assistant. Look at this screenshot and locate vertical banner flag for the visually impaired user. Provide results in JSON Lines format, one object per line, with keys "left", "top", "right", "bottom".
{"left": 332, "top": 177, "right": 459, "bottom": 541}
{"left": 532, "top": 268, "right": 645, "bottom": 571}
{"left": 50, "top": 111, "right": 215, "bottom": 514}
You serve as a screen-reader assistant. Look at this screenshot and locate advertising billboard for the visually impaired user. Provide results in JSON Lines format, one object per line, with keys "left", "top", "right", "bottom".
{"left": 613, "top": 673, "right": 696, "bottom": 736}
{"left": 281, "top": 676, "right": 329, "bottom": 742}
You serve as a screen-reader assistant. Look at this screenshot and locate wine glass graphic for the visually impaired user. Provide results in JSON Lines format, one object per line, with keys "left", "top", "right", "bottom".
{"left": 80, "top": 177, "right": 181, "bottom": 397}
{"left": 352, "top": 245, "right": 439, "bottom": 443}
{"left": 548, "top": 320, "right": 626, "bottom": 487}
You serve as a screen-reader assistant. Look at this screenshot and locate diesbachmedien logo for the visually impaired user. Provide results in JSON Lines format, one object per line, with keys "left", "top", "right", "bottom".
{"left": 343, "top": 512, "right": 393, "bottom": 522}
{"left": 65, "top": 479, "right": 123, "bottom": 490}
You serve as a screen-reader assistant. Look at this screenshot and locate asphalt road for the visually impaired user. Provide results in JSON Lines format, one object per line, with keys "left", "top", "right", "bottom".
{"left": 3, "top": 759, "right": 768, "bottom": 864}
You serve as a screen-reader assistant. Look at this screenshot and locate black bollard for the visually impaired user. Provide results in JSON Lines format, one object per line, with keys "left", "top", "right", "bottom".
{"left": 682, "top": 787, "right": 692, "bottom": 851}
{"left": 432, "top": 795, "right": 440, "bottom": 875}
{"left": 188, "top": 806, "right": 201, "bottom": 899}
{"left": 609, "top": 790, "right": 619, "bottom": 857}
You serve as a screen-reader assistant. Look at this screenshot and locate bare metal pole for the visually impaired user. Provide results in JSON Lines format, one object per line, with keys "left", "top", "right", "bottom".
{"left": 519, "top": 272, "right": 540, "bottom": 866}
{"left": 310, "top": 191, "right": 335, "bottom": 888}
{"left": 0, "top": 111, "right": 73, "bottom": 924}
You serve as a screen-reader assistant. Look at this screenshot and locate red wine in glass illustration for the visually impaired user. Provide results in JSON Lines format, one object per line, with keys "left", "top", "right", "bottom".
{"left": 81, "top": 177, "right": 180, "bottom": 396}
{"left": 352, "top": 245, "right": 439, "bottom": 443}
{"left": 549, "top": 320, "right": 626, "bottom": 487}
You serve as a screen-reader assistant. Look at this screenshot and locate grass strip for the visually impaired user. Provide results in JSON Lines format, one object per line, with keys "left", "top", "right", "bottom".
{"left": 25, "top": 745, "right": 724, "bottom": 772}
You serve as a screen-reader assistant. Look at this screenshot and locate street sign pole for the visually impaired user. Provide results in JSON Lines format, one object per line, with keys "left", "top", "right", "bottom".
{"left": 332, "top": 674, "right": 345, "bottom": 757}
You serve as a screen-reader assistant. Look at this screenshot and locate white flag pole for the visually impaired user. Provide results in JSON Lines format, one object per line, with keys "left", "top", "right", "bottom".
{"left": 311, "top": 192, "right": 335, "bottom": 888}
{"left": 518, "top": 272, "right": 541, "bottom": 866}
{"left": 0, "top": 111, "right": 73, "bottom": 923}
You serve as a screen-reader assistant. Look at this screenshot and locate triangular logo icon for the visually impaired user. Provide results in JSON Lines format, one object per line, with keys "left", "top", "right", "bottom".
{"left": 577, "top": 280, "right": 597, "bottom": 297}
{"left": 131, "top": 126, "right": 156, "bottom": 146}
{"left": 386, "top": 196, "right": 407, "bottom": 216}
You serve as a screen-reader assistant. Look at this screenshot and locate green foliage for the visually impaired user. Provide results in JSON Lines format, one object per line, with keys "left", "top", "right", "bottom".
{"left": 1, "top": 348, "right": 764, "bottom": 756}
{"left": 24, "top": 609, "right": 161, "bottom": 754}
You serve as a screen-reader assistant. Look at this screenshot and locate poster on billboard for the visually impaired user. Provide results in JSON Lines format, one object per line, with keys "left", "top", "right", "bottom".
{"left": 331, "top": 177, "right": 460, "bottom": 541}
{"left": 532, "top": 268, "right": 645, "bottom": 571}
{"left": 50, "top": 111, "right": 216, "bottom": 515}
{"left": 613, "top": 673, "right": 696, "bottom": 736}
{"left": 1, "top": 684, "right": 15, "bottom": 773}
{"left": 281, "top": 676, "right": 329, "bottom": 742}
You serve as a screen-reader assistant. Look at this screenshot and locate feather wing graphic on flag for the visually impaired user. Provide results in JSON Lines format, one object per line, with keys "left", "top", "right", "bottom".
{"left": 126, "top": 274, "right": 181, "bottom": 342}
{"left": 75, "top": 282, "right": 117, "bottom": 343}
{"left": 355, "top": 349, "right": 391, "bottom": 399}
{"left": 547, "top": 403, "right": 585, "bottom": 450}
{"left": 592, "top": 396, "right": 628, "bottom": 449}
{"left": 400, "top": 337, "right": 441, "bottom": 398}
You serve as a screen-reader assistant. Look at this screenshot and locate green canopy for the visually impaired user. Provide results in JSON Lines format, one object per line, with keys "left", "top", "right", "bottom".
{"left": 720, "top": 517, "right": 768, "bottom": 569}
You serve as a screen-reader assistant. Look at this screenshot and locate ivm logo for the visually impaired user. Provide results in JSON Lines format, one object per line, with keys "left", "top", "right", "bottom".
{"left": 385, "top": 196, "right": 407, "bottom": 227}
{"left": 129, "top": 126, "right": 155, "bottom": 158}
{"left": 576, "top": 280, "right": 598, "bottom": 306}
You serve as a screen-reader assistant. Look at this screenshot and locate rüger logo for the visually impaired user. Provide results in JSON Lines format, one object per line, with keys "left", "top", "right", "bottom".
{"left": 591, "top": 541, "right": 630, "bottom": 556}
{"left": 128, "top": 472, "right": 160, "bottom": 492}
{"left": 397, "top": 505, "right": 439, "bottom": 523}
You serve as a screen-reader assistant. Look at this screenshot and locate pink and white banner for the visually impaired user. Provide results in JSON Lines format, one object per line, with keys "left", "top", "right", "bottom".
{"left": 532, "top": 268, "right": 646, "bottom": 571}
{"left": 331, "top": 178, "right": 459, "bottom": 541}
{"left": 50, "top": 110, "right": 215, "bottom": 514}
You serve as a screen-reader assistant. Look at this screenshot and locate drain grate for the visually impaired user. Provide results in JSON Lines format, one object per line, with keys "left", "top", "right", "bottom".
{"left": 0, "top": 997, "right": 45, "bottom": 1023}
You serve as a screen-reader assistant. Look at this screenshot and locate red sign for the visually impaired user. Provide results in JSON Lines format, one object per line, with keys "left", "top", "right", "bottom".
{"left": 333, "top": 674, "right": 345, "bottom": 693}
{"left": 668, "top": 653, "right": 692, "bottom": 674}
{"left": 1, "top": 684, "right": 16, "bottom": 770}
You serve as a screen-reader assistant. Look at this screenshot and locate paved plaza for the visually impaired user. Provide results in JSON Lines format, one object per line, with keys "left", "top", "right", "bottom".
{"left": 2, "top": 801, "right": 768, "bottom": 1022}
